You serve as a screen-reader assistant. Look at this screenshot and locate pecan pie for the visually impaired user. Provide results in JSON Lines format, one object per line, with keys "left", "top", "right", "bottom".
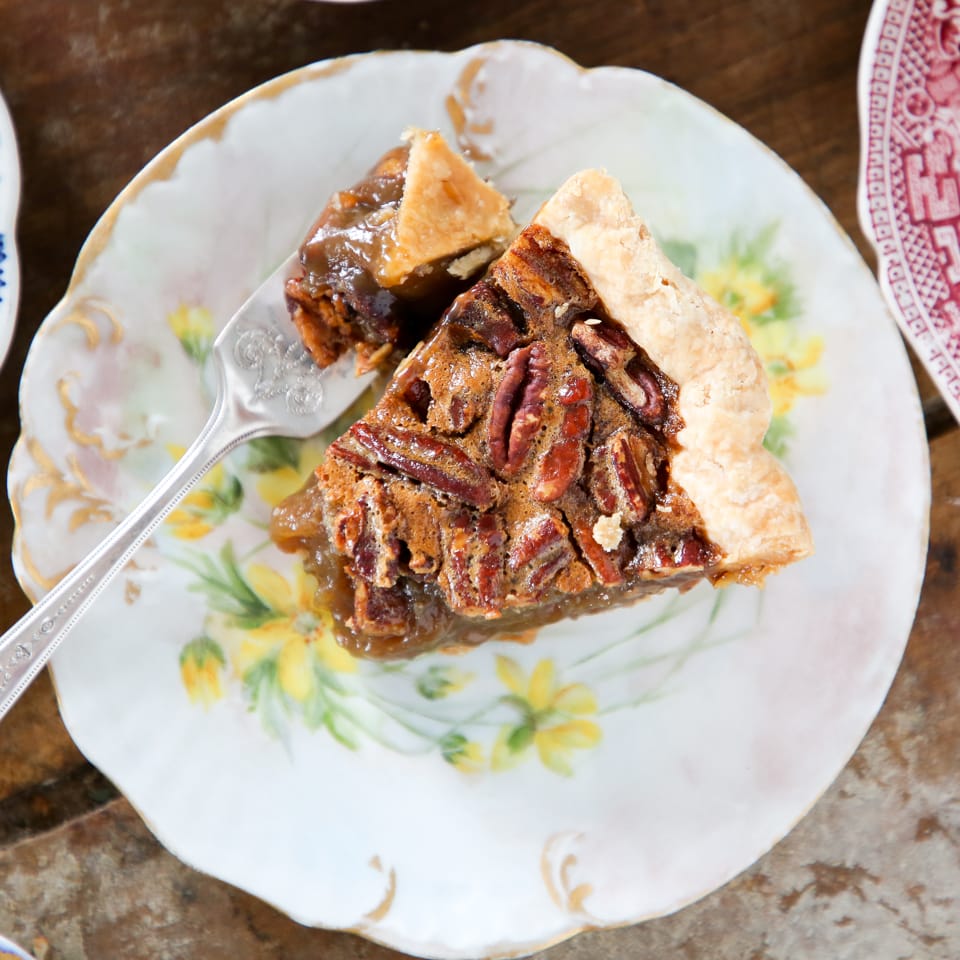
{"left": 273, "top": 170, "right": 813, "bottom": 659}
{"left": 285, "top": 128, "right": 516, "bottom": 374}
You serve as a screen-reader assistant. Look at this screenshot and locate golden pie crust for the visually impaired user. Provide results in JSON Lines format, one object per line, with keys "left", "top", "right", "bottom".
{"left": 379, "top": 128, "right": 516, "bottom": 287}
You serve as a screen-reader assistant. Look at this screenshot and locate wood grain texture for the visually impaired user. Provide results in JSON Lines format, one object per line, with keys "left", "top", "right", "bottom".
{"left": 0, "top": 0, "right": 955, "bottom": 957}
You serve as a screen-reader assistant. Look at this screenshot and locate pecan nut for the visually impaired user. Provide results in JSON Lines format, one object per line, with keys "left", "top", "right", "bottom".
{"left": 440, "top": 509, "right": 505, "bottom": 615}
{"left": 564, "top": 491, "right": 624, "bottom": 586}
{"left": 327, "top": 433, "right": 378, "bottom": 473}
{"left": 350, "top": 579, "right": 412, "bottom": 637}
{"left": 571, "top": 320, "right": 665, "bottom": 424}
{"left": 533, "top": 374, "right": 593, "bottom": 502}
{"left": 351, "top": 478, "right": 401, "bottom": 588}
{"left": 630, "top": 533, "right": 714, "bottom": 573}
{"left": 589, "top": 428, "right": 661, "bottom": 524}
{"left": 488, "top": 343, "right": 550, "bottom": 476}
{"left": 507, "top": 513, "right": 576, "bottom": 598}
{"left": 444, "top": 279, "right": 525, "bottom": 357}
{"left": 491, "top": 225, "right": 597, "bottom": 321}
{"left": 349, "top": 421, "right": 497, "bottom": 509}
{"left": 672, "top": 534, "right": 713, "bottom": 569}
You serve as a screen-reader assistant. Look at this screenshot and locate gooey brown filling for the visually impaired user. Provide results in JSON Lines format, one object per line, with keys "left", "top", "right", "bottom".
{"left": 286, "top": 146, "right": 491, "bottom": 373}
{"left": 273, "top": 224, "right": 720, "bottom": 658}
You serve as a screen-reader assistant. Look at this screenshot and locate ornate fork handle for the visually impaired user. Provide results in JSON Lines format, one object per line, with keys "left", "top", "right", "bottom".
{"left": 0, "top": 386, "right": 260, "bottom": 722}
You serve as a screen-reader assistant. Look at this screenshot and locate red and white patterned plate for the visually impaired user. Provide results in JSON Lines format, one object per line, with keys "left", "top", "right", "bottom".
{"left": 859, "top": 0, "right": 960, "bottom": 421}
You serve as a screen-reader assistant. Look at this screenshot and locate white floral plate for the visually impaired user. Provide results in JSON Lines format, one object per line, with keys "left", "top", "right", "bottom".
{"left": 9, "top": 43, "right": 929, "bottom": 959}
{"left": 0, "top": 87, "right": 20, "bottom": 369}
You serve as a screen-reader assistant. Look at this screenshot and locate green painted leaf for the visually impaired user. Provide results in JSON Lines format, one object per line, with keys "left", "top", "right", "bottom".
{"left": 243, "top": 656, "right": 278, "bottom": 709}
{"left": 440, "top": 732, "right": 468, "bottom": 765}
{"left": 179, "top": 635, "right": 225, "bottom": 668}
{"left": 181, "top": 333, "right": 212, "bottom": 365}
{"left": 416, "top": 665, "right": 454, "bottom": 700}
{"left": 302, "top": 687, "right": 329, "bottom": 732}
{"left": 244, "top": 436, "right": 302, "bottom": 473}
{"left": 324, "top": 710, "right": 360, "bottom": 750}
{"left": 763, "top": 415, "right": 794, "bottom": 460}
{"left": 181, "top": 543, "right": 275, "bottom": 627}
{"left": 242, "top": 656, "right": 290, "bottom": 740}
{"left": 506, "top": 723, "right": 535, "bottom": 753}
{"left": 500, "top": 694, "right": 534, "bottom": 720}
{"left": 202, "top": 474, "right": 244, "bottom": 524}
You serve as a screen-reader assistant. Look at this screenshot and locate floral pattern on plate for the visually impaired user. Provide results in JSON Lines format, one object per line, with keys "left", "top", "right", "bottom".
{"left": 9, "top": 43, "right": 928, "bottom": 960}
{"left": 164, "top": 224, "right": 824, "bottom": 775}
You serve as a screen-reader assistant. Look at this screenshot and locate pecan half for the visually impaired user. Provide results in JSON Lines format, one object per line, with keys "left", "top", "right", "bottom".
{"left": 507, "top": 514, "right": 577, "bottom": 598}
{"left": 350, "top": 580, "right": 411, "bottom": 637}
{"left": 675, "top": 535, "right": 712, "bottom": 568}
{"left": 327, "top": 433, "right": 378, "bottom": 473}
{"left": 330, "top": 501, "right": 362, "bottom": 556}
{"left": 630, "top": 533, "right": 714, "bottom": 573}
{"left": 351, "top": 478, "right": 401, "bottom": 588}
{"left": 492, "top": 225, "right": 597, "bottom": 321}
{"left": 444, "top": 279, "right": 525, "bottom": 357}
{"left": 571, "top": 320, "right": 666, "bottom": 424}
{"left": 488, "top": 343, "right": 550, "bottom": 476}
{"left": 533, "top": 374, "right": 593, "bottom": 502}
{"left": 440, "top": 509, "right": 505, "bottom": 615}
{"left": 561, "top": 490, "right": 625, "bottom": 586}
{"left": 349, "top": 421, "right": 497, "bottom": 509}
{"left": 589, "top": 428, "right": 661, "bottom": 524}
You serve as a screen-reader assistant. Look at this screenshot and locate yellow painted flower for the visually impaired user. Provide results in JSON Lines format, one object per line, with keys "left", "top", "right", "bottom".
{"left": 179, "top": 637, "right": 225, "bottom": 707}
{"left": 235, "top": 564, "right": 356, "bottom": 702}
{"left": 700, "top": 259, "right": 780, "bottom": 322}
{"left": 165, "top": 444, "right": 243, "bottom": 540}
{"left": 698, "top": 236, "right": 827, "bottom": 423}
{"left": 493, "top": 656, "right": 601, "bottom": 776}
{"left": 256, "top": 465, "right": 307, "bottom": 508}
{"left": 743, "top": 318, "right": 827, "bottom": 418}
{"left": 247, "top": 436, "right": 328, "bottom": 508}
{"left": 167, "top": 304, "right": 215, "bottom": 363}
{"left": 441, "top": 733, "right": 486, "bottom": 774}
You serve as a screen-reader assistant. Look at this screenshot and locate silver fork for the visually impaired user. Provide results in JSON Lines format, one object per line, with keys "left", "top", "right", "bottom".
{"left": 0, "top": 251, "right": 374, "bottom": 723}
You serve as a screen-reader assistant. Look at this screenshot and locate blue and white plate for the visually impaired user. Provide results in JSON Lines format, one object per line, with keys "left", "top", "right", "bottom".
{"left": 0, "top": 88, "right": 20, "bottom": 369}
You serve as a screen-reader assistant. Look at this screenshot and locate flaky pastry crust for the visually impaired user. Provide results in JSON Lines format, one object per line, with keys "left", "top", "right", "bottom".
{"left": 535, "top": 170, "right": 813, "bottom": 579}
{"left": 375, "top": 129, "right": 516, "bottom": 287}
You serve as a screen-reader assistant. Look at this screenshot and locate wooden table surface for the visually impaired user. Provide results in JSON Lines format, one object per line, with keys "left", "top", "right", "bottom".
{"left": 0, "top": 1, "right": 957, "bottom": 957}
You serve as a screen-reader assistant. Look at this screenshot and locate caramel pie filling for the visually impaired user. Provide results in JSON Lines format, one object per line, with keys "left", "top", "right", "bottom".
{"left": 272, "top": 224, "right": 721, "bottom": 659}
{"left": 286, "top": 144, "right": 507, "bottom": 374}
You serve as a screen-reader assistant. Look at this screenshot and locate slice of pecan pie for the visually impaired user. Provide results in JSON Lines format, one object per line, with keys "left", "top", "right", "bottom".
{"left": 286, "top": 128, "right": 516, "bottom": 374}
{"left": 273, "top": 170, "right": 813, "bottom": 659}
